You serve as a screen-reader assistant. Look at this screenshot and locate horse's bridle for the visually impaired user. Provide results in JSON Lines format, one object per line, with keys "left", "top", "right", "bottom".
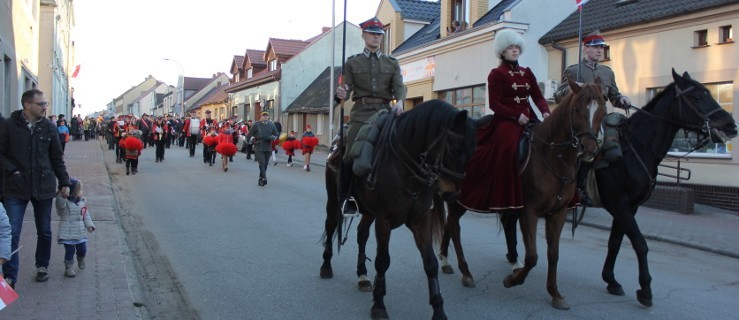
{"left": 531, "top": 103, "right": 601, "bottom": 155}
{"left": 388, "top": 122, "right": 467, "bottom": 188}
{"left": 626, "top": 82, "right": 725, "bottom": 145}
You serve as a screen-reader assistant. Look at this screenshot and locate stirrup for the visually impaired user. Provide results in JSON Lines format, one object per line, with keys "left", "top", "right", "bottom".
{"left": 342, "top": 197, "right": 359, "bottom": 218}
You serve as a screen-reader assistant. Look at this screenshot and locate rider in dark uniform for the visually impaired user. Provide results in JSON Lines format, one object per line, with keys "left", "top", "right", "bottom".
{"left": 335, "top": 17, "right": 407, "bottom": 215}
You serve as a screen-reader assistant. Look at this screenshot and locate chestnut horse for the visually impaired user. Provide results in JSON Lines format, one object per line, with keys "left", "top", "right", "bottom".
{"left": 438, "top": 79, "right": 607, "bottom": 309}
{"left": 320, "top": 100, "right": 477, "bottom": 320}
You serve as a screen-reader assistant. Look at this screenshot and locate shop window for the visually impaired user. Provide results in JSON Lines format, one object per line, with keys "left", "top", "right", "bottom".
{"left": 440, "top": 84, "right": 485, "bottom": 119}
{"left": 694, "top": 29, "right": 708, "bottom": 47}
{"left": 648, "top": 82, "right": 733, "bottom": 158}
{"left": 719, "top": 25, "right": 733, "bottom": 43}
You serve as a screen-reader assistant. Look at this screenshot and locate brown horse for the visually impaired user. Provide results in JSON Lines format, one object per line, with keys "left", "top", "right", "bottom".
{"left": 438, "top": 79, "right": 606, "bottom": 310}
{"left": 320, "top": 100, "right": 477, "bottom": 320}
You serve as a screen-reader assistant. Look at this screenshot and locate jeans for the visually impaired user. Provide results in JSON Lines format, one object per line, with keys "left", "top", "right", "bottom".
{"left": 63, "top": 243, "right": 87, "bottom": 262}
{"left": 2, "top": 197, "right": 53, "bottom": 281}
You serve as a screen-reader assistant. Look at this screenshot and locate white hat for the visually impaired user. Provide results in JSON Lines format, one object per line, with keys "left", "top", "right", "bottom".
{"left": 494, "top": 29, "right": 525, "bottom": 57}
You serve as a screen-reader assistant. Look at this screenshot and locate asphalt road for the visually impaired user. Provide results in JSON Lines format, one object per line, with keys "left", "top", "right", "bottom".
{"left": 109, "top": 144, "right": 739, "bottom": 320}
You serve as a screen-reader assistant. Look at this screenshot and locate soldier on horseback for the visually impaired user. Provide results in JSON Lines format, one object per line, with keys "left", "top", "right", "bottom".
{"left": 335, "top": 17, "right": 406, "bottom": 216}
{"left": 554, "top": 30, "right": 632, "bottom": 205}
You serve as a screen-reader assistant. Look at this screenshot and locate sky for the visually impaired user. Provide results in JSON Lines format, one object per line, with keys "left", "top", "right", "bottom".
{"left": 72, "top": 0, "right": 381, "bottom": 115}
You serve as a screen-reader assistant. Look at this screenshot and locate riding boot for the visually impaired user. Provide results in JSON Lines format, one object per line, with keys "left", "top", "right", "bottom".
{"left": 577, "top": 161, "right": 593, "bottom": 207}
{"left": 338, "top": 161, "right": 358, "bottom": 216}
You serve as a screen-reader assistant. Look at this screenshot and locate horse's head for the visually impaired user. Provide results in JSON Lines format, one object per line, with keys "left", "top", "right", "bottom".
{"left": 666, "top": 69, "right": 737, "bottom": 143}
{"left": 436, "top": 110, "right": 477, "bottom": 202}
{"left": 566, "top": 77, "right": 607, "bottom": 162}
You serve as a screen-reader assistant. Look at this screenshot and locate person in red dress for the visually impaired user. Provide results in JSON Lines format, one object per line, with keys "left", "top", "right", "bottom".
{"left": 457, "top": 29, "right": 550, "bottom": 212}
{"left": 215, "top": 122, "right": 238, "bottom": 172}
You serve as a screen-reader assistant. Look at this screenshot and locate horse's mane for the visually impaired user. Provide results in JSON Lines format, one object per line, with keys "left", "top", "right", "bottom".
{"left": 395, "top": 101, "right": 460, "bottom": 142}
{"left": 537, "top": 83, "right": 603, "bottom": 138}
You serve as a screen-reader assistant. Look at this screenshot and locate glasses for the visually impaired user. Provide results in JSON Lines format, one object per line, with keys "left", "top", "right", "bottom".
{"left": 31, "top": 101, "right": 49, "bottom": 107}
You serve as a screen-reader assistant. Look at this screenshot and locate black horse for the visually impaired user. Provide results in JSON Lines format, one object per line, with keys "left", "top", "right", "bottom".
{"left": 593, "top": 70, "right": 737, "bottom": 306}
{"left": 497, "top": 70, "right": 737, "bottom": 307}
{"left": 320, "top": 100, "right": 477, "bottom": 320}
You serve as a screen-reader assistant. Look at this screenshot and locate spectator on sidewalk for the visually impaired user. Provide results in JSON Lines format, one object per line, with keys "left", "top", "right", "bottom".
{"left": 55, "top": 178, "right": 95, "bottom": 278}
{"left": 57, "top": 118, "right": 70, "bottom": 153}
{"left": 0, "top": 89, "right": 72, "bottom": 288}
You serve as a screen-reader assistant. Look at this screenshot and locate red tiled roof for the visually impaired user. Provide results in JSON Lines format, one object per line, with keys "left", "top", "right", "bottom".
{"left": 245, "top": 49, "right": 266, "bottom": 68}
{"left": 224, "top": 69, "right": 281, "bottom": 93}
{"left": 199, "top": 83, "right": 231, "bottom": 106}
{"left": 267, "top": 38, "right": 310, "bottom": 62}
{"left": 231, "top": 55, "right": 245, "bottom": 73}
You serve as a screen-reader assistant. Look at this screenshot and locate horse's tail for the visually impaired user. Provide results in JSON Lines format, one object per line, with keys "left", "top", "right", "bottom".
{"left": 430, "top": 193, "right": 447, "bottom": 247}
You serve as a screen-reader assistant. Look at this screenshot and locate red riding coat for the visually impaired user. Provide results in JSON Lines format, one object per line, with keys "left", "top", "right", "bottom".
{"left": 457, "top": 61, "right": 550, "bottom": 212}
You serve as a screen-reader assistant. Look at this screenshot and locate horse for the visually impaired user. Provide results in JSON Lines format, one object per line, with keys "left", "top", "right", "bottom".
{"left": 438, "top": 78, "right": 607, "bottom": 310}
{"left": 320, "top": 100, "right": 478, "bottom": 320}
{"left": 591, "top": 70, "right": 737, "bottom": 307}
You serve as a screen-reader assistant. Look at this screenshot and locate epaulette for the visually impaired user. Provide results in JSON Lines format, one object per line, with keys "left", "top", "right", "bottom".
{"left": 600, "top": 64, "right": 612, "bottom": 70}
{"left": 385, "top": 55, "right": 398, "bottom": 61}
{"left": 347, "top": 53, "right": 363, "bottom": 60}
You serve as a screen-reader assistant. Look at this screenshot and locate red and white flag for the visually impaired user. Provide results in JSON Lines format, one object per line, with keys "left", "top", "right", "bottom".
{"left": 0, "top": 279, "right": 19, "bottom": 310}
{"left": 576, "top": 0, "right": 590, "bottom": 10}
{"left": 71, "top": 64, "right": 81, "bottom": 78}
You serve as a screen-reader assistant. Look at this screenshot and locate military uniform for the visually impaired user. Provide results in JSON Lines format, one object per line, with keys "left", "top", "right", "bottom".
{"left": 244, "top": 115, "right": 278, "bottom": 186}
{"left": 343, "top": 47, "right": 406, "bottom": 153}
{"left": 553, "top": 60, "right": 626, "bottom": 109}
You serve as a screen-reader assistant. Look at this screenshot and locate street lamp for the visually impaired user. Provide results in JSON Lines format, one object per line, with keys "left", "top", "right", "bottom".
{"left": 163, "top": 58, "right": 184, "bottom": 116}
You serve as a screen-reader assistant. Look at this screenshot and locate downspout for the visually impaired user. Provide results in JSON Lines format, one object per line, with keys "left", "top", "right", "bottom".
{"left": 551, "top": 41, "right": 567, "bottom": 78}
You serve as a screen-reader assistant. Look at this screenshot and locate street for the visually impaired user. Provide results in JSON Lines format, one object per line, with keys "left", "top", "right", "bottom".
{"left": 108, "top": 143, "right": 739, "bottom": 320}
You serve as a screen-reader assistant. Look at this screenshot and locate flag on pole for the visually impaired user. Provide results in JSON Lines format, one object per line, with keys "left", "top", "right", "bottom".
{"left": 0, "top": 279, "right": 19, "bottom": 310}
{"left": 71, "top": 65, "right": 81, "bottom": 78}
{"left": 576, "top": 0, "right": 590, "bottom": 10}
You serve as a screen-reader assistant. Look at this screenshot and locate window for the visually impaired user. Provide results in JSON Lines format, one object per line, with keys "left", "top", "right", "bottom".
{"left": 317, "top": 114, "right": 324, "bottom": 134}
{"left": 719, "top": 25, "right": 733, "bottom": 43}
{"left": 247, "top": 68, "right": 253, "bottom": 79}
{"left": 451, "top": 0, "right": 468, "bottom": 30}
{"left": 440, "top": 85, "right": 486, "bottom": 119}
{"left": 381, "top": 25, "right": 392, "bottom": 55}
{"left": 269, "top": 60, "right": 277, "bottom": 71}
{"left": 648, "top": 82, "right": 734, "bottom": 158}
{"left": 603, "top": 45, "right": 611, "bottom": 61}
{"left": 694, "top": 29, "right": 708, "bottom": 47}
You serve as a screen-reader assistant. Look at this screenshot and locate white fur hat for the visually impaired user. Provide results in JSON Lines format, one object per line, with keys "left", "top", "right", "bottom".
{"left": 494, "top": 29, "right": 524, "bottom": 57}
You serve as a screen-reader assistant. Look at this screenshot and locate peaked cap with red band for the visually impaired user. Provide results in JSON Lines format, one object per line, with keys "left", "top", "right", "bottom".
{"left": 582, "top": 30, "right": 607, "bottom": 47}
{"left": 360, "top": 17, "right": 385, "bottom": 34}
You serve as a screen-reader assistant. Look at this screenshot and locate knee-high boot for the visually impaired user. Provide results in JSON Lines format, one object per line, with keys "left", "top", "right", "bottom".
{"left": 338, "top": 160, "right": 357, "bottom": 216}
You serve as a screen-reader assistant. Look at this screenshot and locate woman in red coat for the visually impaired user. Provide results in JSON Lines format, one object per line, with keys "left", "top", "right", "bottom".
{"left": 215, "top": 122, "right": 238, "bottom": 172}
{"left": 458, "top": 29, "right": 550, "bottom": 212}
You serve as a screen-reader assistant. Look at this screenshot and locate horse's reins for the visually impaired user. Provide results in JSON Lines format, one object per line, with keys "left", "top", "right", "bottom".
{"left": 618, "top": 82, "right": 724, "bottom": 205}
{"left": 529, "top": 103, "right": 601, "bottom": 212}
{"left": 388, "top": 120, "right": 466, "bottom": 191}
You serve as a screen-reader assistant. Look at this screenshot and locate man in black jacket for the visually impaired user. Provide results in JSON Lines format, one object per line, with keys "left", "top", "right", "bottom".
{"left": 0, "top": 89, "right": 71, "bottom": 288}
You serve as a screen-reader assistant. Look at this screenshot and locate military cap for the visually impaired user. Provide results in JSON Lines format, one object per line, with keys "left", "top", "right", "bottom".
{"left": 260, "top": 111, "right": 270, "bottom": 116}
{"left": 583, "top": 29, "right": 607, "bottom": 47}
{"left": 360, "top": 17, "right": 385, "bottom": 34}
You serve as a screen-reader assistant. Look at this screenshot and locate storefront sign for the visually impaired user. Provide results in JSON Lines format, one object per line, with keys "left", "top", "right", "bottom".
{"left": 401, "top": 56, "right": 435, "bottom": 83}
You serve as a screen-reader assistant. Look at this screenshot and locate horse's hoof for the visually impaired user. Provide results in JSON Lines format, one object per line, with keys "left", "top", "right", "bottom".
{"left": 461, "top": 276, "right": 476, "bottom": 288}
{"left": 358, "top": 280, "right": 373, "bottom": 292}
{"left": 636, "top": 289, "right": 653, "bottom": 307}
{"left": 371, "top": 307, "right": 389, "bottom": 320}
{"left": 503, "top": 275, "right": 521, "bottom": 288}
{"left": 320, "top": 267, "right": 333, "bottom": 279}
{"left": 551, "top": 297, "right": 570, "bottom": 310}
{"left": 441, "top": 265, "right": 455, "bottom": 274}
{"left": 606, "top": 284, "right": 625, "bottom": 296}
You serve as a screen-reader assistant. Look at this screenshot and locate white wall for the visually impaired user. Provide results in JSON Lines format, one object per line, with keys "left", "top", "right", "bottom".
{"left": 280, "top": 22, "right": 364, "bottom": 112}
